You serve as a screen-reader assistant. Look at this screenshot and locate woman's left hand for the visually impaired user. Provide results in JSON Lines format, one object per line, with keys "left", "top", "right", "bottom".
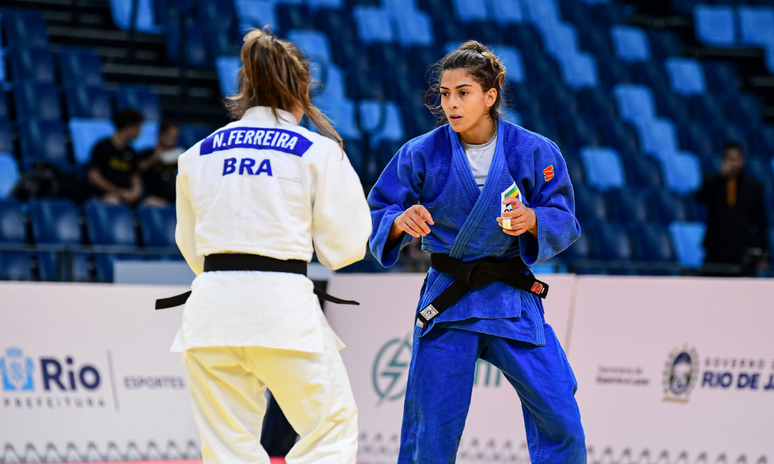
{"left": 497, "top": 197, "right": 537, "bottom": 237}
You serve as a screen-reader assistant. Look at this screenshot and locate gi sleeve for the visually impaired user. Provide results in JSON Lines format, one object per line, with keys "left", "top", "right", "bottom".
{"left": 367, "top": 141, "right": 423, "bottom": 268}
{"left": 311, "top": 146, "right": 372, "bottom": 270}
{"left": 174, "top": 158, "right": 204, "bottom": 275}
{"left": 519, "top": 139, "right": 581, "bottom": 265}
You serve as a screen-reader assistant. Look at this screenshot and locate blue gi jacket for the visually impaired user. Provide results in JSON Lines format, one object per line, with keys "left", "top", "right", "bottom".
{"left": 368, "top": 120, "right": 580, "bottom": 346}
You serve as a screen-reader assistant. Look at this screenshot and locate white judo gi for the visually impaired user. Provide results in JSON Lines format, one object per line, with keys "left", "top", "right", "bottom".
{"left": 170, "top": 106, "right": 372, "bottom": 464}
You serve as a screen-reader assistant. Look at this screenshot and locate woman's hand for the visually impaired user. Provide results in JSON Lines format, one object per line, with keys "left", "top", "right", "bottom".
{"left": 497, "top": 197, "right": 537, "bottom": 237}
{"left": 388, "top": 205, "right": 434, "bottom": 242}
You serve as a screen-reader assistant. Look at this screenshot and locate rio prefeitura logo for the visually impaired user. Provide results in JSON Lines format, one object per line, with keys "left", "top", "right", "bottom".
{"left": 663, "top": 346, "right": 700, "bottom": 403}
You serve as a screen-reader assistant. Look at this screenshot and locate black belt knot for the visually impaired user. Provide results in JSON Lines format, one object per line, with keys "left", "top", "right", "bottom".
{"left": 416, "top": 254, "right": 549, "bottom": 327}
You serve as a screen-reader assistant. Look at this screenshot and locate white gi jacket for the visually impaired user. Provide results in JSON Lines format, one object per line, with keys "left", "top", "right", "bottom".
{"left": 171, "top": 106, "right": 372, "bottom": 354}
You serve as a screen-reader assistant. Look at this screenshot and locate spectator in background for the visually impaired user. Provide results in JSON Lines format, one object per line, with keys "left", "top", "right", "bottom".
{"left": 87, "top": 109, "right": 144, "bottom": 205}
{"left": 139, "top": 120, "right": 183, "bottom": 207}
{"left": 696, "top": 142, "right": 769, "bottom": 276}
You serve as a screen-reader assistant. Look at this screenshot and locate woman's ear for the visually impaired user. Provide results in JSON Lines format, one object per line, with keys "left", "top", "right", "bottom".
{"left": 485, "top": 88, "right": 498, "bottom": 109}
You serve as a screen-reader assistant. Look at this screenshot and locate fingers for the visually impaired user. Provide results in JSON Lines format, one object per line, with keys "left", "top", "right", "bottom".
{"left": 398, "top": 207, "right": 432, "bottom": 237}
{"left": 415, "top": 205, "right": 435, "bottom": 225}
{"left": 496, "top": 217, "right": 530, "bottom": 236}
{"left": 501, "top": 197, "right": 526, "bottom": 218}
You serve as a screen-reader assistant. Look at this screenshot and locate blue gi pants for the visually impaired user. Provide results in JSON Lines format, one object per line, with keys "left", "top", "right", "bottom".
{"left": 398, "top": 325, "right": 586, "bottom": 464}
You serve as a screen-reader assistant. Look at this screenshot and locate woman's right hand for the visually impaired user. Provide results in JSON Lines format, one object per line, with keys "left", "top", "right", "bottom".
{"left": 388, "top": 205, "right": 434, "bottom": 241}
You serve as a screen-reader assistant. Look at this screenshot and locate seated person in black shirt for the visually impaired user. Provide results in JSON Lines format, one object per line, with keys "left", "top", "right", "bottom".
{"left": 138, "top": 120, "right": 184, "bottom": 207}
{"left": 87, "top": 109, "right": 144, "bottom": 205}
{"left": 696, "top": 142, "right": 770, "bottom": 276}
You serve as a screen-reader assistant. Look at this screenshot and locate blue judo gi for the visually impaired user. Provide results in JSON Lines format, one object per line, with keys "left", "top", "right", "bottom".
{"left": 368, "top": 120, "right": 586, "bottom": 464}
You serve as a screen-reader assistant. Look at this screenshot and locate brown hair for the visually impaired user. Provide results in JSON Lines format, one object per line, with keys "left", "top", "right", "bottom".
{"left": 426, "top": 40, "right": 507, "bottom": 122}
{"left": 225, "top": 28, "right": 342, "bottom": 146}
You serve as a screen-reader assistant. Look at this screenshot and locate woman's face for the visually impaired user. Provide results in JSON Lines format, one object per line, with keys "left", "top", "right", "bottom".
{"left": 439, "top": 68, "right": 496, "bottom": 135}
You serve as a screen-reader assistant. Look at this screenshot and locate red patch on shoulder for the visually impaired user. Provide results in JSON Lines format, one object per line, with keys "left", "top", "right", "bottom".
{"left": 543, "top": 165, "right": 555, "bottom": 182}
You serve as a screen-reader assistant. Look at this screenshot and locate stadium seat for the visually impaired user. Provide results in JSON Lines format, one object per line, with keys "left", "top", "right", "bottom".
{"left": 28, "top": 199, "right": 82, "bottom": 245}
{"left": 394, "top": 10, "right": 435, "bottom": 47}
{"left": 314, "top": 96, "right": 361, "bottom": 140}
{"left": 108, "top": 0, "right": 161, "bottom": 33}
{"left": 0, "top": 252, "right": 33, "bottom": 281}
{"left": 138, "top": 206, "right": 176, "bottom": 248}
{"left": 634, "top": 119, "right": 680, "bottom": 159}
{"left": 7, "top": 47, "right": 55, "bottom": 83}
{"left": 622, "top": 154, "right": 664, "bottom": 189}
{"left": 486, "top": 0, "right": 524, "bottom": 26}
{"left": 591, "top": 222, "right": 634, "bottom": 261}
{"left": 94, "top": 253, "right": 140, "bottom": 283}
{"left": 580, "top": 147, "right": 625, "bottom": 191}
{"left": 656, "top": 92, "right": 690, "bottom": 126}
{"left": 610, "top": 25, "right": 651, "bottom": 63}
{"left": 679, "top": 121, "right": 717, "bottom": 158}
{"left": 358, "top": 100, "right": 405, "bottom": 147}
{"left": 631, "top": 222, "right": 675, "bottom": 262}
{"left": 0, "top": 120, "right": 12, "bottom": 154}
{"left": 703, "top": 62, "right": 740, "bottom": 97}
{"left": 726, "top": 93, "right": 762, "bottom": 128}
{"left": 522, "top": 0, "right": 561, "bottom": 30}
{"left": 84, "top": 201, "right": 138, "bottom": 247}
{"left": 493, "top": 46, "right": 524, "bottom": 83}
{"left": 235, "top": 0, "right": 278, "bottom": 32}
{"left": 0, "top": 200, "right": 26, "bottom": 244}
{"left": 64, "top": 86, "right": 113, "bottom": 120}
{"left": 69, "top": 119, "right": 115, "bottom": 164}
{"left": 649, "top": 189, "right": 693, "bottom": 224}
{"left": 558, "top": 52, "right": 599, "bottom": 89}
{"left": 13, "top": 83, "right": 62, "bottom": 121}
{"left": 451, "top": 0, "right": 488, "bottom": 23}
{"left": 131, "top": 121, "right": 160, "bottom": 152}
{"left": 767, "top": 47, "right": 774, "bottom": 75}
{"left": 694, "top": 5, "right": 736, "bottom": 47}
{"left": 599, "top": 119, "right": 640, "bottom": 155}
{"left": 215, "top": 56, "right": 241, "bottom": 97}
{"left": 648, "top": 30, "right": 683, "bottom": 61}
{"left": 746, "top": 157, "right": 774, "bottom": 193}
{"left": 115, "top": 86, "right": 161, "bottom": 121}
{"left": 179, "top": 124, "right": 212, "bottom": 150}
{"left": 574, "top": 183, "right": 609, "bottom": 222}
{"left": 561, "top": 231, "right": 595, "bottom": 261}
{"left": 665, "top": 58, "right": 707, "bottom": 96}
{"left": 542, "top": 23, "right": 580, "bottom": 60}
{"left": 166, "top": 19, "right": 208, "bottom": 68}
{"left": 613, "top": 84, "right": 657, "bottom": 123}
{"left": 669, "top": 221, "right": 706, "bottom": 268}
{"left": 18, "top": 119, "right": 69, "bottom": 166}
{"left": 58, "top": 48, "right": 105, "bottom": 87}
{"left": 276, "top": 4, "right": 312, "bottom": 32}
{"left": 0, "top": 155, "right": 19, "bottom": 199}
{"left": 1, "top": 10, "right": 48, "bottom": 48}
{"left": 562, "top": 152, "right": 585, "bottom": 184}
{"left": 751, "top": 125, "right": 774, "bottom": 157}
{"left": 38, "top": 252, "right": 91, "bottom": 282}
{"left": 738, "top": 6, "right": 774, "bottom": 47}
{"left": 688, "top": 93, "right": 725, "bottom": 126}
{"left": 287, "top": 30, "right": 332, "bottom": 64}
{"left": 606, "top": 187, "right": 650, "bottom": 224}
{"left": 353, "top": 6, "right": 394, "bottom": 44}
{"left": 661, "top": 151, "right": 703, "bottom": 195}
{"left": 0, "top": 92, "right": 7, "bottom": 120}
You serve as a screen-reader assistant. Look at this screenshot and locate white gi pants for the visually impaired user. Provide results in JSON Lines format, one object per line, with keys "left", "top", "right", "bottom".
{"left": 183, "top": 327, "right": 358, "bottom": 464}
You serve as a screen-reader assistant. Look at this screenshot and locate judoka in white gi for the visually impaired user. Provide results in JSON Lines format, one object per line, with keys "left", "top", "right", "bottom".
{"left": 170, "top": 29, "right": 372, "bottom": 464}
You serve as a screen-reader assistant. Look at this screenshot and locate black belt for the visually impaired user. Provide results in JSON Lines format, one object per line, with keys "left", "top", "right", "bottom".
{"left": 416, "top": 254, "right": 549, "bottom": 326}
{"left": 155, "top": 254, "right": 359, "bottom": 310}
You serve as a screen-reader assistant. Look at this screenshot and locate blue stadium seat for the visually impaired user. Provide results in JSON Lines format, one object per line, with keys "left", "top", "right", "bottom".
{"left": 669, "top": 221, "right": 706, "bottom": 268}
{"left": 235, "top": 0, "right": 278, "bottom": 32}
{"left": 0, "top": 120, "right": 12, "bottom": 154}
{"left": 767, "top": 47, "right": 774, "bottom": 75}
{"left": 138, "top": 206, "right": 176, "bottom": 248}
{"left": 14, "top": 83, "right": 62, "bottom": 121}
{"left": 0, "top": 154, "right": 19, "bottom": 199}
{"left": 486, "top": 0, "right": 524, "bottom": 26}
{"left": 179, "top": 124, "right": 212, "bottom": 150}
{"left": 561, "top": 231, "right": 595, "bottom": 261}
{"left": 751, "top": 125, "right": 774, "bottom": 156}
{"left": 18, "top": 119, "right": 69, "bottom": 166}
{"left": 634, "top": 119, "right": 680, "bottom": 159}
{"left": 309, "top": 0, "right": 343, "bottom": 9}
{"left": 58, "top": 48, "right": 104, "bottom": 87}
{"left": 665, "top": 57, "right": 707, "bottom": 96}
{"left": 558, "top": 52, "right": 599, "bottom": 89}
{"left": 688, "top": 93, "right": 725, "bottom": 125}
{"left": 451, "top": 0, "right": 488, "bottom": 23}
{"left": 1, "top": 10, "right": 48, "bottom": 48}
{"left": 343, "top": 138, "right": 365, "bottom": 178}
{"left": 115, "top": 86, "right": 161, "bottom": 121}
{"left": 38, "top": 252, "right": 91, "bottom": 282}
{"left": 703, "top": 62, "right": 740, "bottom": 97}
{"left": 613, "top": 84, "right": 656, "bottom": 123}
{"left": 108, "top": 0, "right": 161, "bottom": 33}
{"left": 622, "top": 154, "right": 663, "bottom": 189}
{"left": 28, "top": 199, "right": 82, "bottom": 245}
{"left": 542, "top": 23, "right": 580, "bottom": 59}
{"left": 394, "top": 11, "right": 435, "bottom": 47}
{"left": 631, "top": 223, "right": 675, "bottom": 262}
{"left": 314, "top": 96, "right": 361, "bottom": 139}
{"left": 69, "top": 119, "right": 115, "bottom": 164}
{"left": 0, "top": 252, "right": 33, "bottom": 281}
{"left": 358, "top": 100, "right": 405, "bottom": 147}
{"left": 574, "top": 183, "right": 609, "bottom": 222}
{"left": 610, "top": 25, "right": 651, "bottom": 63}
{"left": 679, "top": 121, "right": 717, "bottom": 158}
{"left": 287, "top": 30, "right": 332, "bottom": 63}
{"left": 522, "top": 0, "right": 561, "bottom": 30}
{"left": 671, "top": 0, "right": 700, "bottom": 15}
{"left": 746, "top": 157, "right": 774, "bottom": 193}
{"left": 7, "top": 47, "right": 55, "bottom": 83}
{"left": 649, "top": 189, "right": 694, "bottom": 224}
{"left": 580, "top": 147, "right": 625, "bottom": 191}
{"left": 64, "top": 86, "right": 113, "bottom": 120}
{"left": 0, "top": 92, "right": 7, "bottom": 120}
{"left": 606, "top": 187, "right": 650, "bottom": 224}
{"left": 738, "top": 6, "right": 774, "bottom": 47}
{"left": 599, "top": 119, "right": 640, "bottom": 155}
{"left": 0, "top": 200, "right": 26, "bottom": 244}
{"left": 494, "top": 46, "right": 525, "bottom": 83}
{"left": 84, "top": 201, "right": 137, "bottom": 247}
{"left": 215, "top": 56, "right": 240, "bottom": 97}
{"left": 166, "top": 20, "right": 211, "bottom": 67}
{"left": 726, "top": 93, "right": 762, "bottom": 127}
{"left": 353, "top": 6, "right": 394, "bottom": 44}
{"left": 591, "top": 222, "right": 634, "bottom": 261}
{"left": 94, "top": 253, "right": 140, "bottom": 283}
{"left": 131, "top": 121, "right": 160, "bottom": 152}
{"left": 694, "top": 5, "right": 736, "bottom": 47}
{"left": 648, "top": 30, "right": 683, "bottom": 61}
{"left": 661, "top": 151, "right": 703, "bottom": 195}
{"left": 656, "top": 92, "right": 690, "bottom": 126}
{"left": 276, "top": 4, "right": 312, "bottom": 32}
{"left": 562, "top": 152, "right": 585, "bottom": 184}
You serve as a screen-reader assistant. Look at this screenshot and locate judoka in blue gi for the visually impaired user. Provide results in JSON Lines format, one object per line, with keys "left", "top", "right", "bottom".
{"left": 368, "top": 41, "right": 586, "bottom": 463}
